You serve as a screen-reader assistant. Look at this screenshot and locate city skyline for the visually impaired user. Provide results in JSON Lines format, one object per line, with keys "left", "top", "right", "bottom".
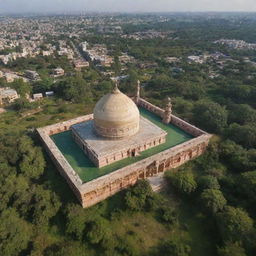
{"left": 0, "top": 0, "right": 256, "bottom": 13}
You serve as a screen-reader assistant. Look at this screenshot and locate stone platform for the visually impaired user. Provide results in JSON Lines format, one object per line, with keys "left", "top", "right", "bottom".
{"left": 71, "top": 116, "right": 167, "bottom": 168}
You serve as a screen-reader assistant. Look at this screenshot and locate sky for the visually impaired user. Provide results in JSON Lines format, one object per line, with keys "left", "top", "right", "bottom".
{"left": 0, "top": 0, "right": 256, "bottom": 13}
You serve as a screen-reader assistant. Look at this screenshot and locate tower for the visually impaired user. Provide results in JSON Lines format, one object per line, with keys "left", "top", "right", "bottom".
{"left": 135, "top": 80, "right": 140, "bottom": 105}
{"left": 162, "top": 97, "right": 172, "bottom": 124}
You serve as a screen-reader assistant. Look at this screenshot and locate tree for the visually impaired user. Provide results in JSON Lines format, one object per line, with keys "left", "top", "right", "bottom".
{"left": 217, "top": 206, "right": 254, "bottom": 242}
{"left": 240, "top": 171, "right": 256, "bottom": 199}
{"left": 228, "top": 104, "right": 256, "bottom": 125}
{"left": 43, "top": 241, "right": 88, "bottom": 256}
{"left": 201, "top": 189, "right": 227, "bottom": 214}
{"left": 155, "top": 239, "right": 191, "bottom": 256}
{"left": 218, "top": 242, "right": 246, "bottom": 256}
{"left": 86, "top": 217, "right": 111, "bottom": 246}
{"left": 125, "top": 180, "right": 154, "bottom": 211}
{"left": 225, "top": 123, "right": 256, "bottom": 149}
{"left": 193, "top": 101, "right": 228, "bottom": 133}
{"left": 198, "top": 175, "right": 220, "bottom": 190}
{"left": 0, "top": 208, "right": 31, "bottom": 256}
{"left": 54, "top": 74, "right": 93, "bottom": 103}
{"left": 10, "top": 78, "right": 32, "bottom": 98}
{"left": 159, "top": 206, "right": 178, "bottom": 224}
{"left": 167, "top": 171, "right": 197, "bottom": 195}
{"left": 65, "top": 204, "right": 87, "bottom": 240}
{"left": 18, "top": 136, "right": 45, "bottom": 179}
{"left": 30, "top": 186, "right": 61, "bottom": 228}
{"left": 219, "top": 140, "right": 251, "bottom": 172}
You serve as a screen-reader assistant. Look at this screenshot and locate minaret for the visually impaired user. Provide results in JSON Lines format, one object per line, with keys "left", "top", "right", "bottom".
{"left": 135, "top": 80, "right": 140, "bottom": 105}
{"left": 162, "top": 97, "right": 172, "bottom": 124}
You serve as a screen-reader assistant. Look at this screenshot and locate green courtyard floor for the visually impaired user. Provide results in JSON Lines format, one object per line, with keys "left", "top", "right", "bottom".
{"left": 51, "top": 108, "right": 193, "bottom": 182}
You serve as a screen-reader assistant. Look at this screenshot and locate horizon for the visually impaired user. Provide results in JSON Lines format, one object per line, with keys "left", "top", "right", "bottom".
{"left": 1, "top": 0, "right": 256, "bottom": 14}
{"left": 1, "top": 10, "right": 256, "bottom": 16}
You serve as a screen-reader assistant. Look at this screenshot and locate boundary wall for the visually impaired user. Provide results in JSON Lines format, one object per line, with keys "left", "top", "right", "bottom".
{"left": 37, "top": 100, "right": 212, "bottom": 208}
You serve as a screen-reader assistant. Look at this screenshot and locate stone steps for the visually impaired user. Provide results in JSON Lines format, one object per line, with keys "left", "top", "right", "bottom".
{"left": 147, "top": 174, "right": 168, "bottom": 192}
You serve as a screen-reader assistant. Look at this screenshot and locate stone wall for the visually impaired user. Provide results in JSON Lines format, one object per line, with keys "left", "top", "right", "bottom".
{"left": 38, "top": 101, "right": 212, "bottom": 208}
{"left": 43, "top": 114, "right": 93, "bottom": 135}
{"left": 79, "top": 134, "right": 211, "bottom": 207}
{"left": 138, "top": 98, "right": 165, "bottom": 117}
{"left": 138, "top": 98, "right": 205, "bottom": 137}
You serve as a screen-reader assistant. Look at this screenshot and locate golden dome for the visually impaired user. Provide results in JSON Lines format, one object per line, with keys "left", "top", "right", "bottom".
{"left": 93, "top": 85, "right": 140, "bottom": 139}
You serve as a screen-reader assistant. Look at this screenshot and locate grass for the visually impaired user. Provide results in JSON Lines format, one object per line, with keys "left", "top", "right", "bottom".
{"left": 51, "top": 107, "right": 193, "bottom": 182}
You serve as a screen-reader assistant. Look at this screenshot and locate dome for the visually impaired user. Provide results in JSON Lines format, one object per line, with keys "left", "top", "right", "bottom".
{"left": 93, "top": 85, "right": 140, "bottom": 139}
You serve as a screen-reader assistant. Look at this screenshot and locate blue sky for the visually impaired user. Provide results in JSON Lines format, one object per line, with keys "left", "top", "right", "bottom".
{"left": 0, "top": 0, "right": 256, "bottom": 13}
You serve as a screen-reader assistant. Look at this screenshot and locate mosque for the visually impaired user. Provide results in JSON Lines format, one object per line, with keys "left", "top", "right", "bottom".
{"left": 71, "top": 82, "right": 168, "bottom": 168}
{"left": 38, "top": 81, "right": 212, "bottom": 208}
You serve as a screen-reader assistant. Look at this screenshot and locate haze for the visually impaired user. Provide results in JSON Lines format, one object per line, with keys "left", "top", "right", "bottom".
{"left": 0, "top": 0, "right": 256, "bottom": 13}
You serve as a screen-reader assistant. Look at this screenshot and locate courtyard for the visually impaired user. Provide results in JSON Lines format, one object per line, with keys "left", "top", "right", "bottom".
{"left": 51, "top": 108, "right": 193, "bottom": 182}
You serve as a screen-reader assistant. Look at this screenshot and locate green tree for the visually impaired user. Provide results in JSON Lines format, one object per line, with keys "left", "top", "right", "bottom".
{"left": 10, "top": 78, "right": 32, "bottom": 98}
{"left": 155, "top": 239, "right": 191, "bottom": 256}
{"left": 18, "top": 136, "right": 45, "bottom": 179}
{"left": 198, "top": 175, "right": 220, "bottom": 190}
{"left": 65, "top": 204, "right": 86, "bottom": 240}
{"left": 240, "top": 171, "right": 256, "bottom": 199}
{"left": 217, "top": 206, "right": 254, "bottom": 242}
{"left": 218, "top": 242, "right": 246, "bottom": 256}
{"left": 125, "top": 180, "right": 154, "bottom": 211}
{"left": 0, "top": 208, "right": 31, "bottom": 256}
{"left": 55, "top": 74, "right": 93, "bottom": 103}
{"left": 193, "top": 101, "right": 228, "bottom": 133}
{"left": 43, "top": 241, "right": 88, "bottom": 256}
{"left": 228, "top": 104, "right": 256, "bottom": 125}
{"left": 167, "top": 171, "right": 197, "bottom": 195}
{"left": 86, "top": 217, "right": 111, "bottom": 246}
{"left": 225, "top": 123, "right": 256, "bottom": 149}
{"left": 30, "top": 186, "right": 61, "bottom": 228}
{"left": 201, "top": 189, "right": 227, "bottom": 214}
{"left": 219, "top": 140, "right": 251, "bottom": 172}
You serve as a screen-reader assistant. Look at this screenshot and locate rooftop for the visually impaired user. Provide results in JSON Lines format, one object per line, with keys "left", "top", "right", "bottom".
{"left": 72, "top": 116, "right": 167, "bottom": 158}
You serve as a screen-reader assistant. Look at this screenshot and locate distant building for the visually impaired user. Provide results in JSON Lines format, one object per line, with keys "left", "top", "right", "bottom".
{"left": 4, "top": 73, "right": 23, "bottom": 83}
{"left": 45, "top": 91, "right": 54, "bottom": 97}
{"left": 53, "top": 68, "right": 65, "bottom": 77}
{"left": 33, "top": 93, "right": 43, "bottom": 101}
{"left": 165, "top": 57, "right": 180, "bottom": 64}
{"left": 80, "top": 41, "right": 88, "bottom": 52}
{"left": 0, "top": 87, "right": 19, "bottom": 105}
{"left": 73, "top": 59, "right": 89, "bottom": 70}
{"left": 42, "top": 50, "right": 51, "bottom": 56}
{"left": 25, "top": 70, "right": 40, "bottom": 81}
{"left": 98, "top": 26, "right": 122, "bottom": 34}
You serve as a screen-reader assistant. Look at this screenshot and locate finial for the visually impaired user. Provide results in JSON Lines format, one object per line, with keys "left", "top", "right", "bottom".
{"left": 112, "top": 80, "right": 120, "bottom": 94}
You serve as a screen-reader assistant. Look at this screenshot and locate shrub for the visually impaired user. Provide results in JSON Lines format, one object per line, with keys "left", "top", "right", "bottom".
{"left": 200, "top": 189, "right": 227, "bottom": 214}
{"left": 167, "top": 171, "right": 197, "bottom": 195}
{"left": 217, "top": 206, "right": 254, "bottom": 242}
{"left": 198, "top": 175, "right": 220, "bottom": 190}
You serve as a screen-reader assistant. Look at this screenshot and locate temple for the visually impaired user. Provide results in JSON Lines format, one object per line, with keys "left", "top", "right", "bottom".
{"left": 37, "top": 81, "right": 212, "bottom": 208}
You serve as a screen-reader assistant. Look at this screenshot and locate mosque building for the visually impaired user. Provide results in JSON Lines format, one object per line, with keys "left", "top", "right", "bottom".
{"left": 71, "top": 83, "right": 167, "bottom": 168}
{"left": 38, "top": 81, "right": 212, "bottom": 208}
